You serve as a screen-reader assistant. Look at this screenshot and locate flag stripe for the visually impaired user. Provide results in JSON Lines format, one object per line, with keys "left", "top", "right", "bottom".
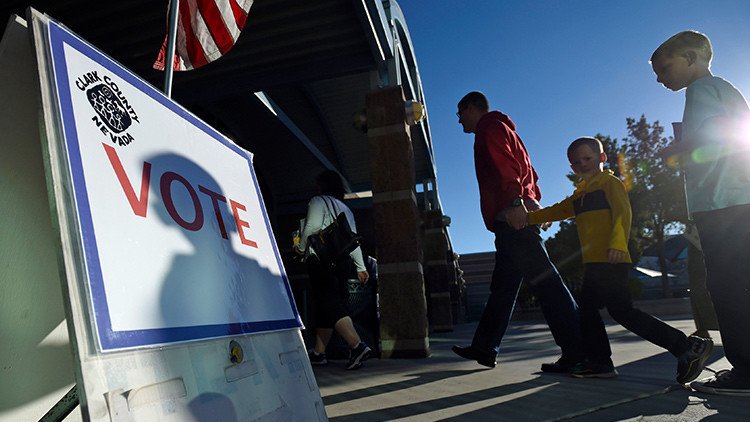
{"left": 173, "top": 10, "right": 193, "bottom": 70}
{"left": 216, "top": 0, "right": 242, "bottom": 41}
{"left": 154, "top": 0, "right": 254, "bottom": 71}
{"left": 181, "top": 0, "right": 209, "bottom": 69}
{"left": 197, "top": 0, "right": 235, "bottom": 55}
{"left": 186, "top": 0, "right": 219, "bottom": 62}
{"left": 174, "top": 10, "right": 192, "bottom": 70}
{"left": 188, "top": 0, "right": 221, "bottom": 62}
{"left": 229, "top": 0, "right": 249, "bottom": 33}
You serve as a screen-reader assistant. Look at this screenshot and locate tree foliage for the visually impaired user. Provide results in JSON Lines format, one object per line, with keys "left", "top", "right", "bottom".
{"left": 621, "top": 116, "right": 686, "bottom": 297}
{"left": 545, "top": 116, "right": 685, "bottom": 298}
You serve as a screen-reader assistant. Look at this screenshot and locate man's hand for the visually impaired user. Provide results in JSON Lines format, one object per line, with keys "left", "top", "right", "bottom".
{"left": 506, "top": 204, "right": 528, "bottom": 230}
{"left": 607, "top": 249, "right": 626, "bottom": 264}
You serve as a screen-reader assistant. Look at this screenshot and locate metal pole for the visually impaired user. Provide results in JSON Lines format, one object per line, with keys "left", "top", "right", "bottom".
{"left": 163, "top": 0, "right": 180, "bottom": 97}
{"left": 39, "top": 385, "right": 79, "bottom": 422}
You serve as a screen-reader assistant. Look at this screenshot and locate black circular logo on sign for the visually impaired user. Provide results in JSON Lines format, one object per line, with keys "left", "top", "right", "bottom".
{"left": 86, "top": 84, "right": 132, "bottom": 134}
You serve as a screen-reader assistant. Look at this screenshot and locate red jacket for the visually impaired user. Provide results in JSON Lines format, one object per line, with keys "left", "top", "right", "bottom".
{"left": 473, "top": 111, "right": 541, "bottom": 230}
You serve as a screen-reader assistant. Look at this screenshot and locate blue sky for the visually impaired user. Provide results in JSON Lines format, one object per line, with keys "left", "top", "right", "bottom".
{"left": 398, "top": 0, "right": 750, "bottom": 254}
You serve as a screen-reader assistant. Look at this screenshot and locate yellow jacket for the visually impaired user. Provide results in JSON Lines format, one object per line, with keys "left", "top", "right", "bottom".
{"left": 528, "top": 170, "right": 632, "bottom": 264}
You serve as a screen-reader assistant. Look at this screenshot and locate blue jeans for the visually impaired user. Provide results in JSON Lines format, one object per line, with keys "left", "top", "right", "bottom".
{"left": 471, "top": 222, "right": 582, "bottom": 359}
{"left": 694, "top": 204, "right": 750, "bottom": 378}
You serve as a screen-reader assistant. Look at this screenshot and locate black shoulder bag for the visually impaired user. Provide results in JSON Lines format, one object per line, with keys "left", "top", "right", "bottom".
{"left": 307, "top": 196, "right": 362, "bottom": 268}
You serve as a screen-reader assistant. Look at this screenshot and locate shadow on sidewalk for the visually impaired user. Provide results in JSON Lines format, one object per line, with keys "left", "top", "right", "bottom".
{"left": 323, "top": 355, "right": 690, "bottom": 422}
{"left": 316, "top": 320, "right": 746, "bottom": 421}
{"left": 329, "top": 377, "right": 556, "bottom": 422}
{"left": 320, "top": 368, "right": 488, "bottom": 406}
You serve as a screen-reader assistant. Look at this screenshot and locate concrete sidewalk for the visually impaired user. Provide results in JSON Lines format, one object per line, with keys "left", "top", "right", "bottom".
{"left": 313, "top": 318, "right": 748, "bottom": 421}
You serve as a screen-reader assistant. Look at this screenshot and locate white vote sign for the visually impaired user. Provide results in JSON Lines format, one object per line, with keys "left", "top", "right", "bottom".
{"left": 46, "top": 21, "right": 301, "bottom": 351}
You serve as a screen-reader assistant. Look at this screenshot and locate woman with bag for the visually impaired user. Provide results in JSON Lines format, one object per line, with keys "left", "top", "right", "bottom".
{"left": 295, "top": 170, "right": 372, "bottom": 370}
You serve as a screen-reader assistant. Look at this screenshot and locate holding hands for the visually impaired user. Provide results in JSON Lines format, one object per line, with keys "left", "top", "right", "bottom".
{"left": 506, "top": 204, "right": 528, "bottom": 230}
{"left": 505, "top": 206, "right": 552, "bottom": 231}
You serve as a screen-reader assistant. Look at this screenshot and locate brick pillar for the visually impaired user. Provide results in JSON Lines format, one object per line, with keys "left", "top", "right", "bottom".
{"left": 366, "top": 86, "right": 429, "bottom": 358}
{"left": 422, "top": 209, "right": 454, "bottom": 332}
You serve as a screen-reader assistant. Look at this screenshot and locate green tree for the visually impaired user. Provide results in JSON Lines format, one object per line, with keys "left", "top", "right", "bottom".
{"left": 620, "top": 116, "right": 685, "bottom": 297}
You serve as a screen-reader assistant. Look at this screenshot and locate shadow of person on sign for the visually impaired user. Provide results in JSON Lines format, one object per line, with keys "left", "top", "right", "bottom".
{"left": 146, "top": 152, "right": 297, "bottom": 335}
{"left": 146, "top": 153, "right": 304, "bottom": 420}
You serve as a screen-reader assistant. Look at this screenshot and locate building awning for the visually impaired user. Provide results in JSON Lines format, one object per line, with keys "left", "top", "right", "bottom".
{"left": 1, "top": 0, "right": 437, "bottom": 214}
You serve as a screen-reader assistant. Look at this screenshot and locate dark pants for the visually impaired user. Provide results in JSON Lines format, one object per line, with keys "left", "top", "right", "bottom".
{"left": 307, "top": 256, "right": 351, "bottom": 328}
{"left": 580, "top": 263, "right": 688, "bottom": 365}
{"left": 694, "top": 204, "right": 750, "bottom": 378}
{"left": 687, "top": 239, "right": 719, "bottom": 332}
{"left": 471, "top": 222, "right": 582, "bottom": 359}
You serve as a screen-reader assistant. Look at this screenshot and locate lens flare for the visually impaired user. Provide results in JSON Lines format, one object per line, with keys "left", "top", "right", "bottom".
{"left": 618, "top": 152, "right": 632, "bottom": 191}
{"left": 691, "top": 145, "right": 722, "bottom": 164}
{"left": 665, "top": 154, "right": 680, "bottom": 169}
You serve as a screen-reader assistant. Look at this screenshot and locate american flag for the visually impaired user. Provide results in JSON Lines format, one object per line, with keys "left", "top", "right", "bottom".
{"left": 154, "top": 0, "right": 254, "bottom": 71}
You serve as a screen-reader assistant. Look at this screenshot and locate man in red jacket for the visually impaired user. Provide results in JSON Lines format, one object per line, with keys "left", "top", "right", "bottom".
{"left": 452, "top": 91, "right": 582, "bottom": 371}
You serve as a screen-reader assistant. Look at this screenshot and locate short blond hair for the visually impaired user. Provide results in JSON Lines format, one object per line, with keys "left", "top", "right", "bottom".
{"left": 651, "top": 30, "right": 712, "bottom": 64}
{"left": 567, "top": 137, "right": 603, "bottom": 161}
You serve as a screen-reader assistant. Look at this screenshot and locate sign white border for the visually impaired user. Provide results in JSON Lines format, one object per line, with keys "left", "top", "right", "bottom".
{"left": 45, "top": 20, "right": 302, "bottom": 352}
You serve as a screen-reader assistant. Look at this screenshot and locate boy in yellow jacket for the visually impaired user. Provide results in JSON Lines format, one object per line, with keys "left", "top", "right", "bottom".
{"left": 517, "top": 137, "right": 712, "bottom": 383}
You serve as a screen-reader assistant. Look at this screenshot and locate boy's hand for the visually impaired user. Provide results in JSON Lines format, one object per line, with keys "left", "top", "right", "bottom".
{"left": 607, "top": 249, "right": 626, "bottom": 264}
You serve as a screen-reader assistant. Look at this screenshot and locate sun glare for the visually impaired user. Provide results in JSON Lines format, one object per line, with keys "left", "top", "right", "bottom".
{"left": 688, "top": 115, "right": 750, "bottom": 164}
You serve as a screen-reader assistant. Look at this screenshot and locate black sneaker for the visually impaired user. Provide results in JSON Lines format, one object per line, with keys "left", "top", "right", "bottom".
{"left": 690, "top": 369, "right": 750, "bottom": 397}
{"left": 676, "top": 335, "right": 713, "bottom": 384}
{"left": 571, "top": 360, "right": 617, "bottom": 378}
{"left": 308, "top": 350, "right": 328, "bottom": 366}
{"left": 345, "top": 342, "right": 372, "bottom": 370}
{"left": 690, "top": 329, "right": 711, "bottom": 339}
{"left": 452, "top": 345, "right": 496, "bottom": 368}
{"left": 541, "top": 356, "right": 578, "bottom": 373}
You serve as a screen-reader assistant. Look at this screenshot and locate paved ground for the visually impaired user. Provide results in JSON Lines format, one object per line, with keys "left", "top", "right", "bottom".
{"left": 313, "top": 317, "right": 748, "bottom": 421}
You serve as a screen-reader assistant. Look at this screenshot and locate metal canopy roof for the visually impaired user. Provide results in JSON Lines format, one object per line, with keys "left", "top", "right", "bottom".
{"left": 1, "top": 0, "right": 437, "bottom": 214}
